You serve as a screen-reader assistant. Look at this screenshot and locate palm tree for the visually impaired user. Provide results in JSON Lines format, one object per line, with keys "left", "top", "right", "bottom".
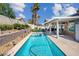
{"left": 31, "top": 3, "right": 40, "bottom": 25}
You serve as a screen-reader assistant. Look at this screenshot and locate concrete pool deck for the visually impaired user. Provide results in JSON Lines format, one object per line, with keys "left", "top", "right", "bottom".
{"left": 48, "top": 35, "right": 79, "bottom": 56}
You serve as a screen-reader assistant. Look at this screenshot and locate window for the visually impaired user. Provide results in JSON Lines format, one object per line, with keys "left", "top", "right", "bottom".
{"left": 68, "top": 22, "right": 75, "bottom": 32}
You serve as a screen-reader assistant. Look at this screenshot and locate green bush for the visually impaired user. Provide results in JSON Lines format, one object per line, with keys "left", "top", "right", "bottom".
{"left": 31, "top": 27, "right": 42, "bottom": 32}
{"left": 0, "top": 24, "right": 29, "bottom": 31}
{"left": 13, "top": 23, "right": 29, "bottom": 29}
{"left": 0, "top": 24, "right": 13, "bottom": 31}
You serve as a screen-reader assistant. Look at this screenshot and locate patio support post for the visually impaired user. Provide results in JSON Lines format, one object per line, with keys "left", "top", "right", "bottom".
{"left": 56, "top": 20, "right": 59, "bottom": 39}
{"left": 0, "top": 29, "right": 1, "bottom": 34}
{"left": 49, "top": 23, "right": 51, "bottom": 33}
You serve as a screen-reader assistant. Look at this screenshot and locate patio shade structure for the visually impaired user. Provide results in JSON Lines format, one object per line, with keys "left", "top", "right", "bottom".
{"left": 44, "top": 16, "right": 79, "bottom": 39}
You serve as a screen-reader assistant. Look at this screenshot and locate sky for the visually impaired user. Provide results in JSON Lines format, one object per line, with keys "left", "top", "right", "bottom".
{"left": 10, "top": 3, "right": 79, "bottom": 24}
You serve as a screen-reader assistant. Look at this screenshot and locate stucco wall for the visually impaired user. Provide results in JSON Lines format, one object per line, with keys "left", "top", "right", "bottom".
{"left": 0, "top": 15, "right": 25, "bottom": 25}
{"left": 75, "top": 23, "right": 79, "bottom": 41}
{"left": 63, "top": 22, "right": 75, "bottom": 39}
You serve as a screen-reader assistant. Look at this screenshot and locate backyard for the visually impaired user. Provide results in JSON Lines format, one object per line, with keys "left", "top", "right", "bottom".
{"left": 0, "top": 3, "right": 79, "bottom": 56}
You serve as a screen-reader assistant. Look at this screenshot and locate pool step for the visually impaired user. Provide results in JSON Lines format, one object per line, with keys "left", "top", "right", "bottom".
{"left": 29, "top": 45, "right": 53, "bottom": 56}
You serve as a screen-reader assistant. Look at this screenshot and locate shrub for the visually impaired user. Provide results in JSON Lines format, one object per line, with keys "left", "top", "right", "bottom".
{"left": 0, "top": 24, "right": 13, "bottom": 31}
{"left": 0, "top": 24, "right": 29, "bottom": 31}
{"left": 13, "top": 23, "right": 29, "bottom": 29}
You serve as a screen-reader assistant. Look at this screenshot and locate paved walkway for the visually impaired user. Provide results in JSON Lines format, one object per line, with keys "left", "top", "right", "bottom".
{"left": 0, "top": 30, "right": 19, "bottom": 36}
{"left": 48, "top": 35, "right": 79, "bottom": 56}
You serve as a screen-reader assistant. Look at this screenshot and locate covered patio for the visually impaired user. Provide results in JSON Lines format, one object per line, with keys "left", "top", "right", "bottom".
{"left": 44, "top": 16, "right": 79, "bottom": 42}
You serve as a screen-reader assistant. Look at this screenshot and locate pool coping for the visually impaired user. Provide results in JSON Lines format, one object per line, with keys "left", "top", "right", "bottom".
{"left": 48, "top": 35, "right": 79, "bottom": 56}
{"left": 5, "top": 32, "right": 32, "bottom": 56}
{"left": 47, "top": 36, "right": 66, "bottom": 56}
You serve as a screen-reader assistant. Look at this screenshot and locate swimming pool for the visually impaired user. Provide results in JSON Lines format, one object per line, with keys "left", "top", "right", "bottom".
{"left": 15, "top": 32, "right": 65, "bottom": 56}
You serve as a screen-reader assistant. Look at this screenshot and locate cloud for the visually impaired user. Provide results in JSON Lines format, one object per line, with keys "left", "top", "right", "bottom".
{"left": 53, "top": 4, "right": 62, "bottom": 12}
{"left": 12, "top": 6, "right": 24, "bottom": 12}
{"left": 62, "top": 4, "right": 72, "bottom": 8}
{"left": 14, "top": 3, "right": 25, "bottom": 8}
{"left": 43, "top": 7, "right": 47, "bottom": 11}
{"left": 64, "top": 6, "right": 77, "bottom": 16}
{"left": 10, "top": 3, "right": 26, "bottom": 19}
{"left": 10, "top": 3, "right": 26, "bottom": 12}
{"left": 53, "top": 4, "right": 62, "bottom": 16}
{"left": 53, "top": 10, "right": 60, "bottom": 16}
{"left": 52, "top": 3, "right": 77, "bottom": 16}
{"left": 19, "top": 13, "right": 25, "bottom": 18}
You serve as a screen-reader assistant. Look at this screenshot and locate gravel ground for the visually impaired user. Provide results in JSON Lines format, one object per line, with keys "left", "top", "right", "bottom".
{"left": 0, "top": 30, "right": 30, "bottom": 56}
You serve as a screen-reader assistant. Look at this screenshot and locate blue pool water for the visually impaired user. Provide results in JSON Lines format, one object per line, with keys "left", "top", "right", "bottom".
{"left": 15, "top": 33, "right": 65, "bottom": 56}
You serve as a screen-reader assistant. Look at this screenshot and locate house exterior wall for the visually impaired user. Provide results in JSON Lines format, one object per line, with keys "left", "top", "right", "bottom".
{"left": 75, "top": 19, "right": 79, "bottom": 41}
{"left": 63, "top": 22, "right": 75, "bottom": 39}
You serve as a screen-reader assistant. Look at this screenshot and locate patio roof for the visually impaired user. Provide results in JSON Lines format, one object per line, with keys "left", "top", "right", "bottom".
{"left": 44, "top": 16, "right": 79, "bottom": 24}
